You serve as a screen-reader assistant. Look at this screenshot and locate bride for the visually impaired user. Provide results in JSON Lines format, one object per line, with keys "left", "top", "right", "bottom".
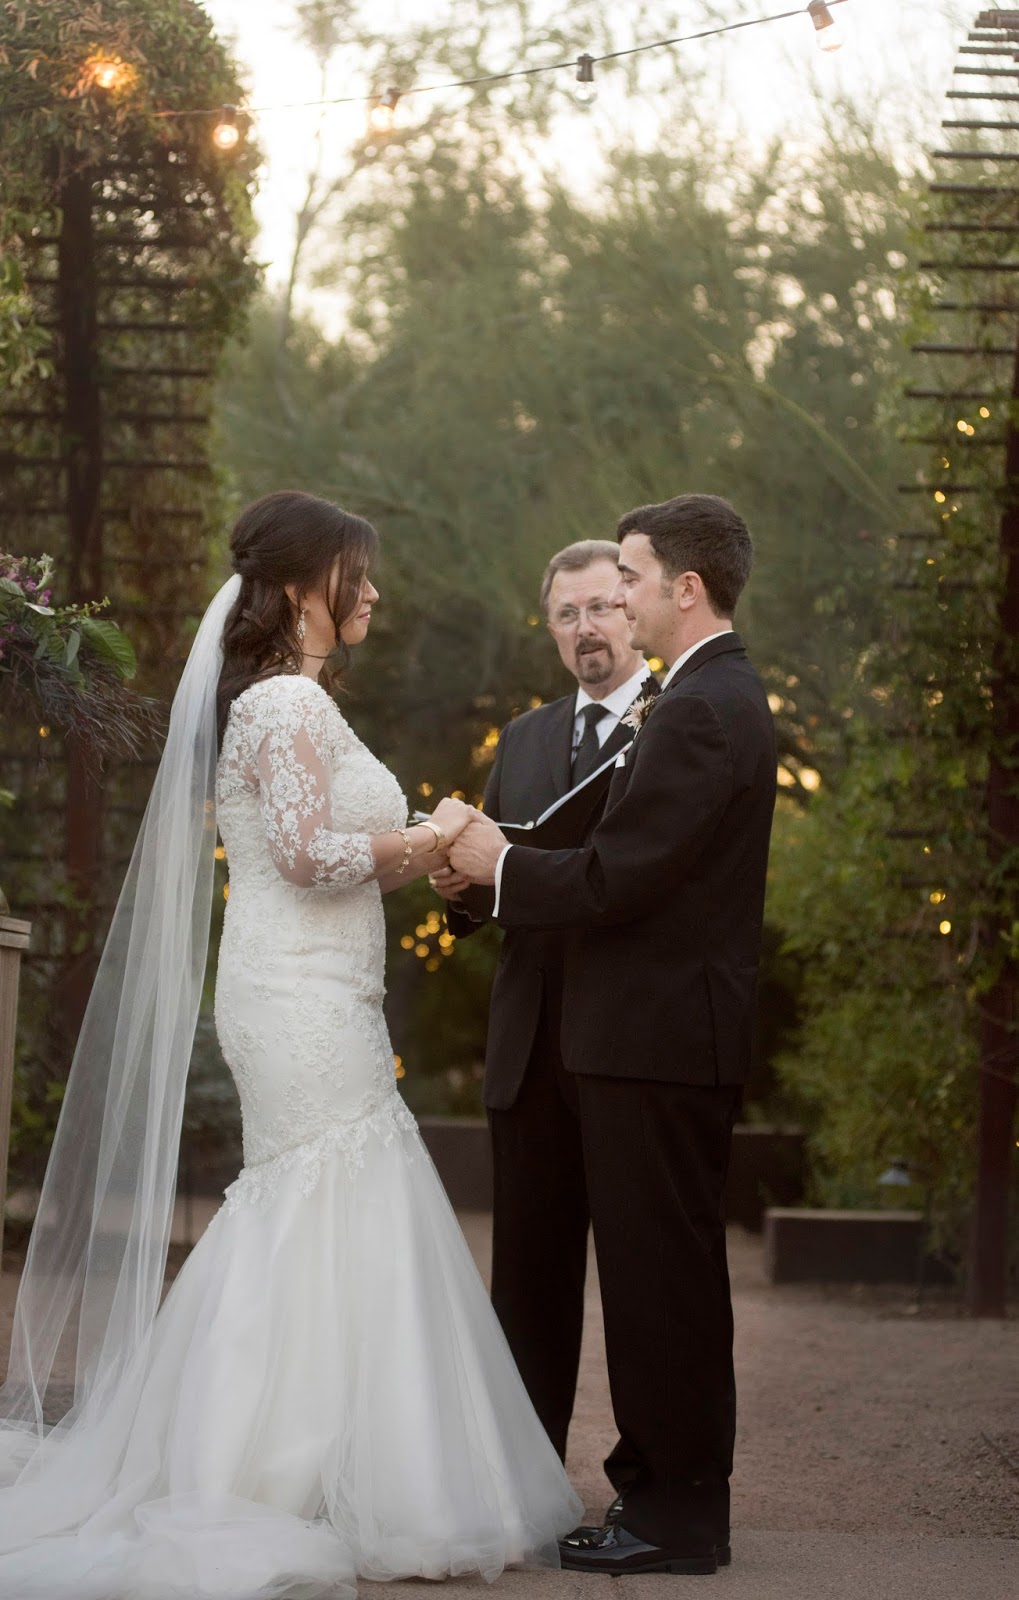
{"left": 0, "top": 490, "right": 583, "bottom": 1598}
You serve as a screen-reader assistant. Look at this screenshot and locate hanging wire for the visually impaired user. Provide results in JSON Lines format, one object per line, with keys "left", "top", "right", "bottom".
{"left": 143, "top": 0, "right": 849, "bottom": 122}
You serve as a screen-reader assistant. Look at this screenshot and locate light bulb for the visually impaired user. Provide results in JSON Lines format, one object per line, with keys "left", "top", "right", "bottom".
{"left": 368, "top": 88, "right": 400, "bottom": 135}
{"left": 808, "top": 0, "right": 844, "bottom": 52}
{"left": 212, "top": 105, "right": 240, "bottom": 151}
{"left": 574, "top": 53, "right": 597, "bottom": 107}
{"left": 84, "top": 52, "right": 135, "bottom": 93}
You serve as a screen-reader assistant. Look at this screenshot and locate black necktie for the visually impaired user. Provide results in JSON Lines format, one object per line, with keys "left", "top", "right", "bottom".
{"left": 571, "top": 703, "right": 610, "bottom": 786}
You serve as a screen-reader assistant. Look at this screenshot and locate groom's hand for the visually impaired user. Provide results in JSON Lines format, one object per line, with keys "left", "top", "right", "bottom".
{"left": 428, "top": 858, "right": 472, "bottom": 899}
{"left": 448, "top": 811, "right": 508, "bottom": 886}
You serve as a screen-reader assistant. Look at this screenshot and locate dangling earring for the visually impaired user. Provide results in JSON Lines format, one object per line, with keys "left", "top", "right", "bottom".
{"left": 297, "top": 608, "right": 307, "bottom": 645}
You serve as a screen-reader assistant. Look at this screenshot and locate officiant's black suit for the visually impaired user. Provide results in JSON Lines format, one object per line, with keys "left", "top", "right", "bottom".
{"left": 446, "top": 687, "right": 642, "bottom": 1460}
{"left": 496, "top": 633, "right": 777, "bottom": 1551}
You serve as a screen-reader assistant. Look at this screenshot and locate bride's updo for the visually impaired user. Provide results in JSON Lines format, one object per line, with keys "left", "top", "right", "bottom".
{"left": 217, "top": 490, "right": 378, "bottom": 741}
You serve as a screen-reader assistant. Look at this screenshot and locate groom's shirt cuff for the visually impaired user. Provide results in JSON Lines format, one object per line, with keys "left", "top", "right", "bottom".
{"left": 492, "top": 845, "right": 512, "bottom": 917}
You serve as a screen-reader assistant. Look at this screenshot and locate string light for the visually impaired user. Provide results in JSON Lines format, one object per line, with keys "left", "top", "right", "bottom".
{"left": 128, "top": 1, "right": 850, "bottom": 155}
{"left": 808, "top": 0, "right": 844, "bottom": 51}
{"left": 84, "top": 54, "right": 137, "bottom": 93}
{"left": 574, "top": 54, "right": 597, "bottom": 108}
{"left": 367, "top": 86, "right": 401, "bottom": 134}
{"left": 212, "top": 104, "right": 240, "bottom": 150}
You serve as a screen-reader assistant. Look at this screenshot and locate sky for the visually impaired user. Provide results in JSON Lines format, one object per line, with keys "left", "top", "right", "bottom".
{"left": 200, "top": 0, "right": 977, "bottom": 321}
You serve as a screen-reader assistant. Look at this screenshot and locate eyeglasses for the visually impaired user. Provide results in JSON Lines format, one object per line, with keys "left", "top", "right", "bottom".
{"left": 551, "top": 599, "right": 619, "bottom": 628}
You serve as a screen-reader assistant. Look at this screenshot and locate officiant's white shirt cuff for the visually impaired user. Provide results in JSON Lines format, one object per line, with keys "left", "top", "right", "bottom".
{"left": 492, "top": 844, "right": 512, "bottom": 917}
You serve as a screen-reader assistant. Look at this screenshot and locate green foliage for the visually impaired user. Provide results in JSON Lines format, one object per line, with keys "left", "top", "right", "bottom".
{"left": 215, "top": 90, "right": 921, "bottom": 1118}
{"left": 0, "top": 551, "right": 157, "bottom": 772}
{"left": 220, "top": 104, "right": 919, "bottom": 802}
{"left": 765, "top": 150, "right": 1019, "bottom": 1261}
{"left": 0, "top": 256, "right": 51, "bottom": 389}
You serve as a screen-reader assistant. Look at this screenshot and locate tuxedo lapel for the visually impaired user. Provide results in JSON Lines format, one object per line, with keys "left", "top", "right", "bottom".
{"left": 541, "top": 694, "right": 577, "bottom": 799}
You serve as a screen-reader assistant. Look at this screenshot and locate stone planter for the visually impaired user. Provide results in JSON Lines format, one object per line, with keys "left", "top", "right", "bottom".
{"left": 763, "top": 1206, "right": 953, "bottom": 1286}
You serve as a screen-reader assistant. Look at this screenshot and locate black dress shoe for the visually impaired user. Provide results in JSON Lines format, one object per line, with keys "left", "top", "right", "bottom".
{"left": 603, "top": 1498, "right": 731, "bottom": 1567}
{"left": 558, "top": 1521, "right": 717, "bottom": 1576}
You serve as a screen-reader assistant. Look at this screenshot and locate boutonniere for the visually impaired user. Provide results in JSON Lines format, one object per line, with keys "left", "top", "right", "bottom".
{"left": 621, "top": 685, "right": 660, "bottom": 734}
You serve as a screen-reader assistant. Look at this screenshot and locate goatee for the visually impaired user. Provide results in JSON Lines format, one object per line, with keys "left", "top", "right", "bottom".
{"left": 577, "top": 651, "right": 613, "bottom": 684}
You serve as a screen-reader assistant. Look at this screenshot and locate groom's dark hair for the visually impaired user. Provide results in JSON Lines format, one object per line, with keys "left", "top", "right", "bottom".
{"left": 616, "top": 494, "right": 753, "bottom": 618}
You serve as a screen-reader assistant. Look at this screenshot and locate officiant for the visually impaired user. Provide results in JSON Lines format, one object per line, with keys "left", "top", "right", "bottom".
{"left": 432, "top": 540, "right": 653, "bottom": 1462}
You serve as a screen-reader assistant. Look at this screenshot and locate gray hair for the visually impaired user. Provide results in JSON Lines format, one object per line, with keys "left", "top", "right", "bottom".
{"left": 539, "top": 539, "right": 621, "bottom": 615}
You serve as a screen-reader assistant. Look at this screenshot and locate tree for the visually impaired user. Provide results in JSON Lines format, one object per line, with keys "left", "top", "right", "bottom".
{"left": 217, "top": 99, "right": 919, "bottom": 1114}
{"left": 0, "top": 0, "right": 259, "bottom": 1179}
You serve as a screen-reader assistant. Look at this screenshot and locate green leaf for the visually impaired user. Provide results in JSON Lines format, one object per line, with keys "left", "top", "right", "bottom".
{"left": 64, "top": 629, "right": 80, "bottom": 669}
{"left": 78, "top": 617, "right": 136, "bottom": 680}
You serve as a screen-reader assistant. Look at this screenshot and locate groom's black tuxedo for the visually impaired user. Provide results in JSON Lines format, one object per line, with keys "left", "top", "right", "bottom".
{"left": 446, "top": 679, "right": 646, "bottom": 1462}
{"left": 499, "top": 633, "right": 775, "bottom": 1087}
{"left": 496, "top": 632, "right": 776, "bottom": 1551}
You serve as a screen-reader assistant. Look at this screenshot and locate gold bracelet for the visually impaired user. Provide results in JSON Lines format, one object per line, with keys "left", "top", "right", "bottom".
{"left": 418, "top": 820, "right": 446, "bottom": 853}
{"left": 395, "top": 828, "right": 414, "bottom": 876}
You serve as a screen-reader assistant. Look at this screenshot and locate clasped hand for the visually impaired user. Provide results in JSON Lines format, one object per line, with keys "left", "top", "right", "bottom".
{"left": 424, "top": 797, "right": 508, "bottom": 893}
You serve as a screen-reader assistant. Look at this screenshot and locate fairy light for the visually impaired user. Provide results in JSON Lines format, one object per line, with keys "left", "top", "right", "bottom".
{"left": 939, "top": 920, "right": 952, "bottom": 936}
{"left": 212, "top": 104, "right": 240, "bottom": 150}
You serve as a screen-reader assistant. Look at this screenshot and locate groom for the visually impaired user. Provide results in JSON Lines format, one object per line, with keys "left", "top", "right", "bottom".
{"left": 449, "top": 494, "right": 777, "bottom": 1576}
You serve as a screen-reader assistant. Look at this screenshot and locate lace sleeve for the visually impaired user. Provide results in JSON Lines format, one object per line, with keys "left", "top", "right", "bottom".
{"left": 246, "top": 679, "right": 378, "bottom": 889}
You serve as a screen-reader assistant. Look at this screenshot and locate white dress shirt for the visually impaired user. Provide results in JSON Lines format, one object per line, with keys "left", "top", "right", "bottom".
{"left": 492, "top": 630, "right": 734, "bottom": 915}
{"left": 572, "top": 663, "right": 652, "bottom": 757}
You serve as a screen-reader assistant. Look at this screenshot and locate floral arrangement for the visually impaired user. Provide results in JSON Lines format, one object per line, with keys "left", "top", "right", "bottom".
{"left": 0, "top": 551, "right": 162, "bottom": 778}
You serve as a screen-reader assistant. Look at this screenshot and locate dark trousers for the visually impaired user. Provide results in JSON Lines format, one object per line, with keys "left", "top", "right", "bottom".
{"left": 487, "top": 997, "right": 590, "bottom": 1461}
{"left": 576, "top": 1074, "right": 742, "bottom": 1549}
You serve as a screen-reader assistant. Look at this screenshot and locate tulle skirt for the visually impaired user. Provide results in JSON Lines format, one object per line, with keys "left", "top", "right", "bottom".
{"left": 0, "top": 1115, "right": 583, "bottom": 1598}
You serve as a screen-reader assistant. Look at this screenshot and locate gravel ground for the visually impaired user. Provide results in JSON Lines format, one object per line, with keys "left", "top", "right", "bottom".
{"left": 446, "top": 1220, "right": 1018, "bottom": 1547}
{"left": 1, "top": 1213, "right": 1016, "bottom": 1597}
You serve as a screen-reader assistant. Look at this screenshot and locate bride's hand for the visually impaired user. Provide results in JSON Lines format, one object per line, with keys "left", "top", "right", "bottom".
{"left": 428, "top": 797, "right": 476, "bottom": 844}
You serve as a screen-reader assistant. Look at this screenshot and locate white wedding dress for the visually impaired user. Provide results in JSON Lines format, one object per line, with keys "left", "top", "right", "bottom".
{"left": 0, "top": 673, "right": 583, "bottom": 1599}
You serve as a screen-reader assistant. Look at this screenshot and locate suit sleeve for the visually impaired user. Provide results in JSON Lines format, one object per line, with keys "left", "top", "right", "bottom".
{"left": 444, "top": 725, "right": 505, "bottom": 936}
{"left": 497, "top": 694, "right": 733, "bottom": 930}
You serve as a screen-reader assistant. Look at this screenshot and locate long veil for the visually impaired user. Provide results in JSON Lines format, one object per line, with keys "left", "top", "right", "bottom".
{"left": 0, "top": 574, "right": 241, "bottom": 1475}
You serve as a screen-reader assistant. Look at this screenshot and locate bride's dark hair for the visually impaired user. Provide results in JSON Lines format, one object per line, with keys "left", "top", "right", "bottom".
{"left": 217, "top": 490, "right": 378, "bottom": 742}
